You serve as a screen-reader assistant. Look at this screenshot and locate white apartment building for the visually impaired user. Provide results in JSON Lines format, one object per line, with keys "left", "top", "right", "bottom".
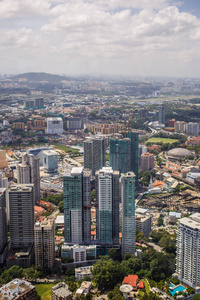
{"left": 176, "top": 213, "right": 200, "bottom": 288}
{"left": 174, "top": 121, "right": 187, "bottom": 133}
{"left": 187, "top": 122, "right": 199, "bottom": 136}
{"left": 46, "top": 117, "right": 63, "bottom": 134}
{"left": 75, "top": 266, "right": 93, "bottom": 280}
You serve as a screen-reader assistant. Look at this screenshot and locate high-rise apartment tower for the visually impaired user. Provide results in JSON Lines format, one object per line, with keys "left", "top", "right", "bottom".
{"left": 17, "top": 153, "right": 40, "bottom": 203}
{"left": 63, "top": 167, "right": 91, "bottom": 244}
{"left": 84, "top": 136, "right": 106, "bottom": 175}
{"left": 95, "top": 167, "right": 119, "bottom": 245}
{"left": 121, "top": 172, "right": 136, "bottom": 258}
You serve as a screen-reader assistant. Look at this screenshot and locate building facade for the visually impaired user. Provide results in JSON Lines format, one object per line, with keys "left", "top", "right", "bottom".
{"left": 141, "top": 152, "right": 154, "bottom": 173}
{"left": 158, "top": 105, "right": 165, "bottom": 125}
{"left": 34, "top": 217, "right": 55, "bottom": 269}
{"left": 95, "top": 167, "right": 119, "bottom": 245}
{"left": 187, "top": 122, "right": 199, "bottom": 136}
{"left": 17, "top": 153, "right": 40, "bottom": 203}
{"left": 84, "top": 136, "right": 106, "bottom": 175}
{"left": 0, "top": 188, "right": 7, "bottom": 264}
{"left": 125, "top": 131, "right": 139, "bottom": 183}
{"left": 46, "top": 117, "right": 63, "bottom": 134}
{"left": 176, "top": 213, "right": 200, "bottom": 288}
{"left": 109, "top": 137, "right": 131, "bottom": 174}
{"left": 9, "top": 184, "right": 34, "bottom": 249}
{"left": 43, "top": 150, "right": 58, "bottom": 173}
{"left": 63, "top": 167, "right": 91, "bottom": 244}
{"left": 174, "top": 121, "right": 187, "bottom": 133}
{"left": 121, "top": 172, "right": 136, "bottom": 258}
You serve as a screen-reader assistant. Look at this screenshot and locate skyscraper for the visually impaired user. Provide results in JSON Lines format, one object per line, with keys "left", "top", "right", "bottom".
{"left": 95, "top": 167, "right": 119, "bottom": 245}
{"left": 84, "top": 136, "right": 106, "bottom": 175}
{"left": 63, "top": 167, "right": 91, "bottom": 244}
{"left": 0, "top": 188, "right": 7, "bottom": 264}
{"left": 9, "top": 184, "right": 34, "bottom": 249}
{"left": 176, "top": 213, "right": 200, "bottom": 288}
{"left": 109, "top": 137, "right": 131, "bottom": 174}
{"left": 141, "top": 152, "right": 154, "bottom": 173}
{"left": 126, "top": 131, "right": 139, "bottom": 183}
{"left": 34, "top": 217, "right": 55, "bottom": 269}
{"left": 0, "top": 172, "right": 9, "bottom": 221}
{"left": 158, "top": 105, "right": 165, "bottom": 125}
{"left": 121, "top": 172, "right": 136, "bottom": 259}
{"left": 17, "top": 153, "right": 40, "bottom": 203}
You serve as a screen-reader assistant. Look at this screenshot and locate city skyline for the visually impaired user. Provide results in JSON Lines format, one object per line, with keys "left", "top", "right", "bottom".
{"left": 0, "top": 0, "right": 200, "bottom": 77}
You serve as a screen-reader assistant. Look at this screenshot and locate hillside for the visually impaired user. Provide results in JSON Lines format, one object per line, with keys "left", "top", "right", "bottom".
{"left": 10, "top": 72, "right": 67, "bottom": 83}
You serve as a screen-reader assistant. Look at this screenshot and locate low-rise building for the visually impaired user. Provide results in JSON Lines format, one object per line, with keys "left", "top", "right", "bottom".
{"left": 75, "top": 266, "right": 93, "bottom": 280}
{"left": 0, "top": 279, "right": 35, "bottom": 300}
{"left": 61, "top": 244, "right": 96, "bottom": 263}
{"left": 52, "top": 282, "right": 72, "bottom": 300}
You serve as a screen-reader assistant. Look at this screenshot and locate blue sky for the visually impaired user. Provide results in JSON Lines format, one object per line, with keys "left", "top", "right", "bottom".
{"left": 0, "top": 0, "right": 200, "bottom": 78}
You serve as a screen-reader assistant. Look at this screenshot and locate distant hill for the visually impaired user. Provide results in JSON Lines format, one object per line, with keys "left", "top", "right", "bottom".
{"left": 10, "top": 72, "right": 67, "bottom": 83}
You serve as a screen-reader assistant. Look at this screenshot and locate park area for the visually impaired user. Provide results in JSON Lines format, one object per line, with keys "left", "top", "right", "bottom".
{"left": 35, "top": 283, "right": 55, "bottom": 300}
{"left": 145, "top": 137, "right": 179, "bottom": 144}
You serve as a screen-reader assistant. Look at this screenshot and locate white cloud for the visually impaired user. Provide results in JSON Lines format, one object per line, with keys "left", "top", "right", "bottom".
{"left": 0, "top": 0, "right": 200, "bottom": 76}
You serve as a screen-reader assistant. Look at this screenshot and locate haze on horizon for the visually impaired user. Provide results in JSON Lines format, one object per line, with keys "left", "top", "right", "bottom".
{"left": 1, "top": 0, "right": 200, "bottom": 78}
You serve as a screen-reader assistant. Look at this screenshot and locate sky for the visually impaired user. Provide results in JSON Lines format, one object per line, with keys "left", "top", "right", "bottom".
{"left": 1, "top": 0, "right": 200, "bottom": 78}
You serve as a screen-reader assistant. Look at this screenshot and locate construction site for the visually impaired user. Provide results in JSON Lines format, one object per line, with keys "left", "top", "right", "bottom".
{"left": 140, "top": 189, "right": 200, "bottom": 213}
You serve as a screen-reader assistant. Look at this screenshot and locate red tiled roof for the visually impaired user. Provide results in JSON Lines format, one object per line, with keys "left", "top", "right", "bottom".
{"left": 138, "top": 281, "right": 145, "bottom": 289}
{"left": 123, "top": 275, "right": 139, "bottom": 287}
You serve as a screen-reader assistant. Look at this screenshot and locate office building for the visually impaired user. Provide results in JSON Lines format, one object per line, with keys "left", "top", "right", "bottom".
{"left": 52, "top": 283, "right": 72, "bottom": 300}
{"left": 141, "top": 152, "right": 154, "bottom": 173}
{"left": 0, "top": 188, "right": 8, "bottom": 264}
{"left": 109, "top": 137, "right": 131, "bottom": 174}
{"left": 28, "top": 146, "right": 54, "bottom": 166}
{"left": 0, "top": 279, "right": 35, "bottom": 300}
{"left": 24, "top": 98, "right": 44, "bottom": 109}
{"left": 46, "top": 117, "right": 63, "bottom": 134}
{"left": 9, "top": 184, "right": 34, "bottom": 249}
{"left": 187, "top": 122, "right": 199, "bottom": 136}
{"left": 158, "top": 105, "right": 165, "bottom": 125}
{"left": 176, "top": 213, "right": 200, "bottom": 288}
{"left": 84, "top": 136, "right": 106, "bottom": 175}
{"left": 126, "top": 131, "right": 139, "bottom": 183}
{"left": 43, "top": 150, "right": 58, "bottom": 173}
{"left": 17, "top": 153, "right": 40, "bottom": 203}
{"left": 121, "top": 172, "right": 136, "bottom": 258}
{"left": 63, "top": 167, "right": 91, "bottom": 244}
{"left": 34, "top": 217, "right": 55, "bottom": 269}
{"left": 95, "top": 167, "right": 119, "bottom": 245}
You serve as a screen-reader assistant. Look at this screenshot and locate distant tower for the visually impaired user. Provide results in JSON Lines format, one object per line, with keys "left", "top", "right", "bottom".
{"left": 109, "top": 137, "right": 131, "bottom": 174}
{"left": 121, "top": 172, "right": 136, "bottom": 258}
{"left": 0, "top": 188, "right": 7, "bottom": 264}
{"left": 63, "top": 167, "right": 91, "bottom": 244}
{"left": 9, "top": 184, "right": 34, "bottom": 249}
{"left": 84, "top": 136, "right": 106, "bottom": 175}
{"left": 125, "top": 132, "right": 139, "bottom": 184}
{"left": 158, "top": 105, "right": 165, "bottom": 125}
{"left": 95, "top": 167, "right": 119, "bottom": 245}
{"left": 17, "top": 153, "right": 40, "bottom": 203}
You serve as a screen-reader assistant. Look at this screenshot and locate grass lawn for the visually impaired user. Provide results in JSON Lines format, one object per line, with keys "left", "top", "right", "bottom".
{"left": 145, "top": 137, "right": 179, "bottom": 144}
{"left": 35, "top": 283, "right": 55, "bottom": 300}
{"left": 53, "top": 144, "right": 79, "bottom": 154}
{"left": 141, "top": 279, "right": 150, "bottom": 295}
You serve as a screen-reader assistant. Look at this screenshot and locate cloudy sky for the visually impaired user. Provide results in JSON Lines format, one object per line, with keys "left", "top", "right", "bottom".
{"left": 1, "top": 0, "right": 200, "bottom": 77}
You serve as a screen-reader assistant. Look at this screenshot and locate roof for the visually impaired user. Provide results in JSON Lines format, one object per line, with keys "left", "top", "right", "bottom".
{"left": 123, "top": 275, "right": 139, "bottom": 287}
{"left": 34, "top": 206, "right": 44, "bottom": 213}
{"left": 169, "top": 211, "right": 181, "bottom": 218}
{"left": 138, "top": 282, "right": 145, "bottom": 289}
{"left": 135, "top": 207, "right": 148, "bottom": 215}
{"left": 55, "top": 215, "right": 64, "bottom": 224}
{"left": 168, "top": 148, "right": 194, "bottom": 158}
